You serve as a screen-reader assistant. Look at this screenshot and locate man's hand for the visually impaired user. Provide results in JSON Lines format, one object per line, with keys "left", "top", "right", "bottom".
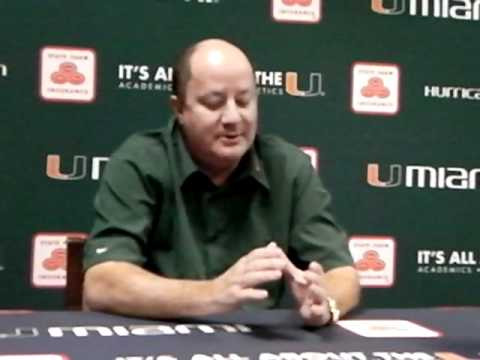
{"left": 287, "top": 261, "right": 332, "bottom": 326}
{"left": 210, "top": 243, "right": 287, "bottom": 312}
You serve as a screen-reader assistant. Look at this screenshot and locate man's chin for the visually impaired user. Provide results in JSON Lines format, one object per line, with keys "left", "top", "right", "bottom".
{"left": 213, "top": 147, "right": 248, "bottom": 165}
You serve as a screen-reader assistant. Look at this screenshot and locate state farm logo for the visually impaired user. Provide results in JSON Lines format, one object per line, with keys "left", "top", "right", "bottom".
{"left": 272, "top": 0, "right": 321, "bottom": 23}
{"left": 355, "top": 250, "right": 386, "bottom": 271}
{"left": 50, "top": 62, "right": 85, "bottom": 85}
{"left": 39, "top": 46, "right": 96, "bottom": 103}
{"left": 46, "top": 154, "right": 109, "bottom": 181}
{"left": 272, "top": 0, "right": 321, "bottom": 24}
{"left": 117, "top": 64, "right": 172, "bottom": 92}
{"left": 349, "top": 236, "right": 396, "bottom": 287}
{"left": 255, "top": 70, "right": 325, "bottom": 97}
{"left": 0, "top": 63, "right": 7, "bottom": 78}
{"left": 42, "top": 248, "right": 66, "bottom": 271}
{"left": 417, "top": 249, "right": 480, "bottom": 275}
{"left": 351, "top": 62, "right": 400, "bottom": 115}
{"left": 425, "top": 84, "right": 480, "bottom": 101}
{"left": 31, "top": 233, "right": 87, "bottom": 288}
{"left": 367, "top": 163, "right": 480, "bottom": 190}
{"left": 361, "top": 77, "right": 390, "bottom": 98}
{"left": 372, "top": 0, "right": 480, "bottom": 21}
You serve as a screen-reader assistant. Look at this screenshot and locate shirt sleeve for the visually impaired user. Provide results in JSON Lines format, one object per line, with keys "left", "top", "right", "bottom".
{"left": 288, "top": 153, "right": 353, "bottom": 271}
{"left": 83, "top": 154, "right": 159, "bottom": 271}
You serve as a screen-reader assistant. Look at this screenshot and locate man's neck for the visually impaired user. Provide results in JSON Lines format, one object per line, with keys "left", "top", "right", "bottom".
{"left": 204, "top": 161, "right": 240, "bottom": 186}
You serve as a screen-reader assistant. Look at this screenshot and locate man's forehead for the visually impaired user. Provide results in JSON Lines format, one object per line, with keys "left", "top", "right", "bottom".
{"left": 190, "top": 42, "right": 253, "bottom": 72}
{"left": 188, "top": 80, "right": 256, "bottom": 99}
{"left": 188, "top": 71, "right": 255, "bottom": 92}
{"left": 188, "top": 62, "right": 255, "bottom": 92}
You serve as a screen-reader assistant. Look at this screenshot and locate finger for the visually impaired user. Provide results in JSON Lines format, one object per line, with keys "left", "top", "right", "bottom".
{"left": 310, "top": 303, "right": 329, "bottom": 318}
{"left": 238, "top": 288, "right": 269, "bottom": 302}
{"left": 247, "top": 246, "right": 285, "bottom": 261}
{"left": 304, "top": 265, "right": 326, "bottom": 288}
{"left": 245, "top": 258, "right": 286, "bottom": 273}
{"left": 305, "top": 283, "right": 328, "bottom": 305}
{"left": 275, "top": 250, "right": 307, "bottom": 285}
{"left": 241, "top": 269, "right": 283, "bottom": 288}
{"left": 261, "top": 243, "right": 307, "bottom": 285}
{"left": 308, "top": 261, "right": 325, "bottom": 275}
{"left": 299, "top": 296, "right": 313, "bottom": 319}
{"left": 306, "top": 303, "right": 331, "bottom": 326}
{"left": 285, "top": 260, "right": 307, "bottom": 285}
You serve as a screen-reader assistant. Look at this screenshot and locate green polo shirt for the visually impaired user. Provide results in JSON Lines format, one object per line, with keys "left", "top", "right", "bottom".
{"left": 84, "top": 118, "right": 352, "bottom": 307}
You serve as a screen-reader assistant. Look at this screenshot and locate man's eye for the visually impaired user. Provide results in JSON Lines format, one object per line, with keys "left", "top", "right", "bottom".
{"left": 236, "top": 98, "right": 250, "bottom": 107}
{"left": 201, "top": 97, "right": 224, "bottom": 109}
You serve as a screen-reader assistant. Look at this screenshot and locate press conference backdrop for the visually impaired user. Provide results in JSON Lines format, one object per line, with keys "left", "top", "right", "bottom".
{"left": 0, "top": 0, "right": 479, "bottom": 309}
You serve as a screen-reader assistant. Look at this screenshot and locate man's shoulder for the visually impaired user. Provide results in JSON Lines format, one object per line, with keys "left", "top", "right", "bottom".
{"left": 256, "top": 134, "right": 310, "bottom": 167}
{"left": 113, "top": 127, "right": 169, "bottom": 161}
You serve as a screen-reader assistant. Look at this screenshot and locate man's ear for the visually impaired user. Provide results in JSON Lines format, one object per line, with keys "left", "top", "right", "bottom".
{"left": 170, "top": 95, "right": 183, "bottom": 117}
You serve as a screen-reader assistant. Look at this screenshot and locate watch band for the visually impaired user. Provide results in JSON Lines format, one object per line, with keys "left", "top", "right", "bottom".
{"left": 326, "top": 297, "right": 340, "bottom": 324}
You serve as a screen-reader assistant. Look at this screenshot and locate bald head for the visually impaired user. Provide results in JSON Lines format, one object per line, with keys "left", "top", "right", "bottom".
{"left": 172, "top": 39, "right": 255, "bottom": 105}
{"left": 169, "top": 38, "right": 258, "bottom": 180}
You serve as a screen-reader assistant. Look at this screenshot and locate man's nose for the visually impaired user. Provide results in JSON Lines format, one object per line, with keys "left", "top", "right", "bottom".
{"left": 221, "top": 99, "right": 241, "bottom": 124}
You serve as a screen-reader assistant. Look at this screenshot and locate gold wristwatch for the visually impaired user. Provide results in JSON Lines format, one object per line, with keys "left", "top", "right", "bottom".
{"left": 326, "top": 297, "right": 340, "bottom": 324}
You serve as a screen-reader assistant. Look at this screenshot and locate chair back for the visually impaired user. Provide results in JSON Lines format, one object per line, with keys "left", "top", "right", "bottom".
{"left": 65, "top": 235, "right": 87, "bottom": 310}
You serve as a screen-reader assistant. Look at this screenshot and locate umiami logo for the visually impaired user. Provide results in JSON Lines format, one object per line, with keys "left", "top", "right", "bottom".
{"left": 285, "top": 72, "right": 324, "bottom": 96}
{"left": 372, "top": 0, "right": 406, "bottom": 14}
{"left": 372, "top": 0, "right": 480, "bottom": 21}
{"left": 367, "top": 163, "right": 480, "bottom": 190}
{"left": 367, "top": 163, "right": 402, "bottom": 188}
{"left": 46, "top": 154, "right": 109, "bottom": 181}
{"left": 255, "top": 70, "right": 325, "bottom": 97}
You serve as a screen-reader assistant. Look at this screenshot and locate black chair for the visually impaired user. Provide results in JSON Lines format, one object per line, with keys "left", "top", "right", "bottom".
{"left": 65, "top": 235, "right": 87, "bottom": 310}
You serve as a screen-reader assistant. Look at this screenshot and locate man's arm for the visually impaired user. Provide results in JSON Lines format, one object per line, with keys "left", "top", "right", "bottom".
{"left": 83, "top": 262, "right": 218, "bottom": 317}
{"left": 83, "top": 244, "right": 289, "bottom": 318}
{"left": 284, "top": 150, "right": 361, "bottom": 325}
{"left": 284, "top": 261, "right": 359, "bottom": 326}
{"left": 323, "top": 265, "right": 360, "bottom": 317}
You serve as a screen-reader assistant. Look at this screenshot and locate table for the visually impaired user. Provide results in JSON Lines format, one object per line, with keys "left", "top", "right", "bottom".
{"left": 1, "top": 308, "right": 479, "bottom": 360}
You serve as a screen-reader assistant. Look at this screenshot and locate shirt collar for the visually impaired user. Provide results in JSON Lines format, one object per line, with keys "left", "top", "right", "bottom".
{"left": 246, "top": 144, "right": 270, "bottom": 191}
{"left": 169, "top": 118, "right": 199, "bottom": 185}
{"left": 169, "top": 117, "right": 270, "bottom": 191}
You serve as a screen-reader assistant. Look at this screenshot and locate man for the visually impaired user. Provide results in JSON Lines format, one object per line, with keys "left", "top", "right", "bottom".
{"left": 83, "top": 39, "right": 360, "bottom": 326}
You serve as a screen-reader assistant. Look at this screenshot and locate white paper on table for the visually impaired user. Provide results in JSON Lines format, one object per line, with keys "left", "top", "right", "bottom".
{"left": 337, "top": 319, "right": 442, "bottom": 338}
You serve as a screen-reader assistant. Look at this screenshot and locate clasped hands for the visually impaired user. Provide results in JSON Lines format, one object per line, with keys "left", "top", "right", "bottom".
{"left": 212, "top": 242, "right": 333, "bottom": 326}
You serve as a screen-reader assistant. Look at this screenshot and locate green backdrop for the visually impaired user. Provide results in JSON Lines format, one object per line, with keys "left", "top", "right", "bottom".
{"left": 1, "top": 0, "right": 479, "bottom": 309}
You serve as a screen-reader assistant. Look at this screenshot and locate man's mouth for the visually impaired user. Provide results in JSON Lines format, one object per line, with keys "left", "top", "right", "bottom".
{"left": 224, "top": 134, "right": 240, "bottom": 139}
{"left": 219, "top": 133, "right": 242, "bottom": 144}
